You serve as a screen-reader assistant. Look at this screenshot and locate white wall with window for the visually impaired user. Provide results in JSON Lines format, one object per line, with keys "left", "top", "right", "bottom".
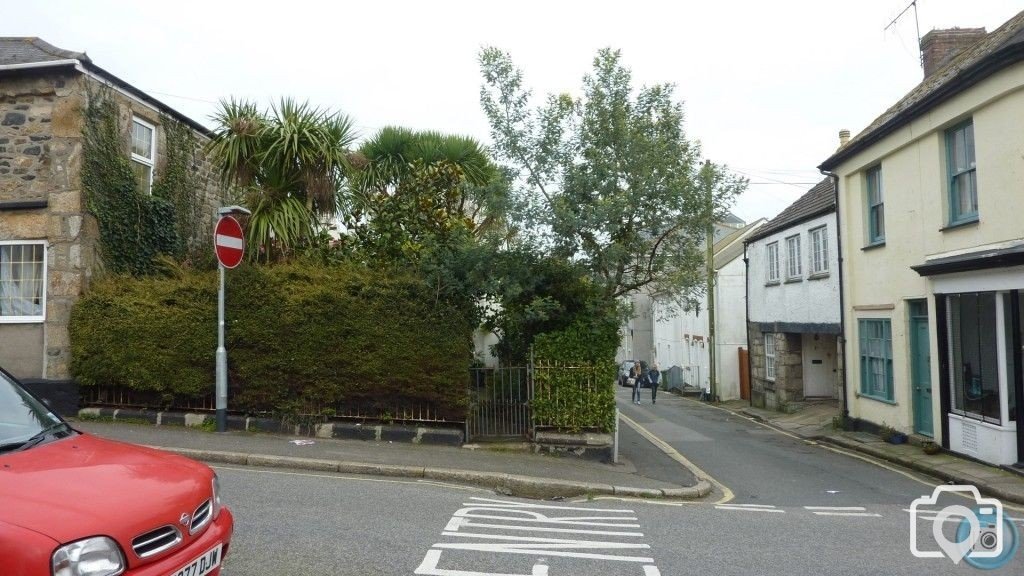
{"left": 785, "top": 235, "right": 802, "bottom": 279}
{"left": 0, "top": 241, "right": 46, "bottom": 323}
{"left": 130, "top": 116, "right": 156, "bottom": 195}
{"left": 747, "top": 212, "right": 839, "bottom": 326}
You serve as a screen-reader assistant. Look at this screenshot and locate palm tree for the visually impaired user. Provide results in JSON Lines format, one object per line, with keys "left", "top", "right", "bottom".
{"left": 207, "top": 97, "right": 356, "bottom": 261}
{"left": 348, "top": 127, "right": 502, "bottom": 238}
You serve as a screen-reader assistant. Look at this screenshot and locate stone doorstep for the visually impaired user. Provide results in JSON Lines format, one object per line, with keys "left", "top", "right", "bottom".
{"left": 77, "top": 407, "right": 463, "bottom": 447}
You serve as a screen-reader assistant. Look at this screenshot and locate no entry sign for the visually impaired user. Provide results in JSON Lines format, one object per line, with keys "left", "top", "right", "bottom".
{"left": 214, "top": 216, "right": 244, "bottom": 269}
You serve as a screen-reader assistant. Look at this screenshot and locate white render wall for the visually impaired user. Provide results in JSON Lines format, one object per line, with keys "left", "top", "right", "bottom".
{"left": 747, "top": 212, "right": 840, "bottom": 325}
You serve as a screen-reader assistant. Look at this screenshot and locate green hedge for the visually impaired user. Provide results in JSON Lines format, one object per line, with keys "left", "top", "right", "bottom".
{"left": 70, "top": 263, "right": 472, "bottom": 420}
{"left": 530, "top": 314, "right": 619, "bottom": 433}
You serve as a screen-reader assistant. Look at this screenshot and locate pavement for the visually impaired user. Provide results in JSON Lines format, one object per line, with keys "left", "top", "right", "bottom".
{"left": 716, "top": 398, "right": 1024, "bottom": 505}
{"left": 72, "top": 419, "right": 710, "bottom": 500}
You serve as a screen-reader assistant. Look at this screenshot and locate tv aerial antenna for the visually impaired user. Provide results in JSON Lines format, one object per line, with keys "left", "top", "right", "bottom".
{"left": 885, "top": 0, "right": 923, "bottom": 69}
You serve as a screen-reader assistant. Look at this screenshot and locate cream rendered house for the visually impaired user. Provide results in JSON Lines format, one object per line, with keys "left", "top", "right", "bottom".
{"left": 820, "top": 14, "right": 1024, "bottom": 467}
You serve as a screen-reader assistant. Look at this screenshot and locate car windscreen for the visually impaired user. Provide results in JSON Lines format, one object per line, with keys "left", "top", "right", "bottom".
{"left": 0, "top": 371, "right": 62, "bottom": 446}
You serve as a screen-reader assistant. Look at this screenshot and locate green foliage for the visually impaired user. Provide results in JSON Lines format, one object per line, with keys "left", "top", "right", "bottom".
{"left": 479, "top": 47, "right": 747, "bottom": 312}
{"left": 482, "top": 251, "right": 622, "bottom": 365}
{"left": 69, "top": 263, "right": 473, "bottom": 420}
{"left": 81, "top": 88, "right": 182, "bottom": 275}
{"left": 528, "top": 314, "right": 620, "bottom": 434}
{"left": 151, "top": 116, "right": 202, "bottom": 259}
{"left": 531, "top": 361, "right": 617, "bottom": 433}
{"left": 206, "top": 97, "right": 356, "bottom": 260}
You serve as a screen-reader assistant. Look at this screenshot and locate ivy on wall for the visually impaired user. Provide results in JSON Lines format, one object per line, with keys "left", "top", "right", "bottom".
{"left": 151, "top": 115, "right": 202, "bottom": 258}
{"left": 81, "top": 87, "right": 189, "bottom": 274}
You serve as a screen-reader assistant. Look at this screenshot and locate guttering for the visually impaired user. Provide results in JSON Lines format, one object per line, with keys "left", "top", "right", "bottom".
{"left": 0, "top": 59, "right": 79, "bottom": 73}
{"left": 0, "top": 58, "right": 212, "bottom": 137}
{"left": 820, "top": 168, "right": 849, "bottom": 419}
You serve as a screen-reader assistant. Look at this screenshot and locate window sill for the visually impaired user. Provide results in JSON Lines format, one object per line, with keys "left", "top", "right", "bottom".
{"left": 808, "top": 272, "right": 830, "bottom": 281}
{"left": 939, "top": 218, "right": 979, "bottom": 232}
{"left": 0, "top": 317, "right": 45, "bottom": 324}
{"left": 765, "top": 280, "right": 781, "bottom": 287}
{"left": 861, "top": 241, "right": 886, "bottom": 252}
{"left": 856, "top": 392, "right": 897, "bottom": 406}
{"left": 784, "top": 277, "right": 803, "bottom": 284}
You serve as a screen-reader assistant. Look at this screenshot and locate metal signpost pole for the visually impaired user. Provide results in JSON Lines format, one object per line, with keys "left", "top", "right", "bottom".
{"left": 216, "top": 263, "right": 227, "bottom": 433}
{"left": 212, "top": 205, "right": 249, "bottom": 434}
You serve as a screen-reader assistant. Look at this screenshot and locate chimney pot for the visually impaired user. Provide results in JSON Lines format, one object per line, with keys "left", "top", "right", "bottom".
{"left": 838, "top": 129, "right": 851, "bottom": 148}
{"left": 920, "top": 27, "right": 986, "bottom": 78}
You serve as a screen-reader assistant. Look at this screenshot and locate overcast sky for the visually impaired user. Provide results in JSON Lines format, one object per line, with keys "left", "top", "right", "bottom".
{"left": 5, "top": 0, "right": 1021, "bottom": 221}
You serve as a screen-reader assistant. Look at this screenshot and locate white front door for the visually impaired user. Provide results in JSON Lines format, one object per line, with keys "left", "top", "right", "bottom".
{"left": 802, "top": 333, "right": 836, "bottom": 398}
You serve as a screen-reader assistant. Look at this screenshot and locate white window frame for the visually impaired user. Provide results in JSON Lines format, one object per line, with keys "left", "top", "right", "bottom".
{"left": 809, "top": 226, "right": 829, "bottom": 275}
{"left": 785, "top": 234, "right": 802, "bottom": 279}
{"left": 765, "top": 333, "right": 776, "bottom": 381}
{"left": 131, "top": 116, "right": 156, "bottom": 195}
{"left": 0, "top": 240, "right": 47, "bottom": 324}
{"left": 766, "top": 242, "right": 780, "bottom": 283}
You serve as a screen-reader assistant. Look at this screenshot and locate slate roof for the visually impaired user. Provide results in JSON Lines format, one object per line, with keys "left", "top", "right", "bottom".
{"left": 0, "top": 37, "right": 90, "bottom": 66}
{"left": 821, "top": 9, "right": 1024, "bottom": 170}
{"left": 744, "top": 178, "right": 835, "bottom": 244}
{"left": 0, "top": 37, "right": 211, "bottom": 136}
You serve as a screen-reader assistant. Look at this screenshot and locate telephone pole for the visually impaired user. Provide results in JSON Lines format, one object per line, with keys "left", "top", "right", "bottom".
{"left": 704, "top": 161, "right": 717, "bottom": 402}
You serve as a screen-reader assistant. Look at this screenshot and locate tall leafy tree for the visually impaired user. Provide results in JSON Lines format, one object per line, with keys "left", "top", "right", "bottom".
{"left": 207, "top": 98, "right": 356, "bottom": 261}
{"left": 479, "top": 47, "right": 746, "bottom": 311}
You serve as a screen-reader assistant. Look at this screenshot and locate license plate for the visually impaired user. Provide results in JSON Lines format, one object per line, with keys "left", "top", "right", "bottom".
{"left": 169, "top": 544, "right": 222, "bottom": 576}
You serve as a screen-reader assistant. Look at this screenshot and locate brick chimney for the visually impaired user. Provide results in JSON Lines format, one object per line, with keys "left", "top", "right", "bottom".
{"left": 920, "top": 28, "right": 986, "bottom": 78}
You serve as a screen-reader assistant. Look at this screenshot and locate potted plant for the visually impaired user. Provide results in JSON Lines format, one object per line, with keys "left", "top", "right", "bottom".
{"left": 922, "top": 441, "right": 942, "bottom": 455}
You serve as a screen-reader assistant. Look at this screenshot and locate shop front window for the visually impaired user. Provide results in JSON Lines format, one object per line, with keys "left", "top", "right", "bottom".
{"left": 947, "top": 293, "right": 1000, "bottom": 424}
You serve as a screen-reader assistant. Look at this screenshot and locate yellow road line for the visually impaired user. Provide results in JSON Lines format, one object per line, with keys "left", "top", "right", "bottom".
{"left": 688, "top": 398, "right": 1024, "bottom": 514}
{"left": 619, "top": 412, "right": 734, "bottom": 504}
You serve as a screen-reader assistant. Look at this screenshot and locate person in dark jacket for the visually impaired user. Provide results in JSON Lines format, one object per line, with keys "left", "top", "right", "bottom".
{"left": 648, "top": 363, "right": 660, "bottom": 404}
{"left": 630, "top": 361, "right": 647, "bottom": 404}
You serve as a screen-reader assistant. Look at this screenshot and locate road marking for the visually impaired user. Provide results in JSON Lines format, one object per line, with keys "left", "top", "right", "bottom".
{"left": 715, "top": 505, "right": 784, "bottom": 513}
{"left": 618, "top": 412, "right": 734, "bottom": 504}
{"left": 811, "top": 511, "right": 883, "bottom": 517}
{"left": 721, "top": 503, "right": 776, "bottom": 508}
{"left": 687, "top": 398, "right": 1024, "bottom": 514}
{"left": 416, "top": 497, "right": 663, "bottom": 574}
{"left": 804, "top": 506, "right": 866, "bottom": 511}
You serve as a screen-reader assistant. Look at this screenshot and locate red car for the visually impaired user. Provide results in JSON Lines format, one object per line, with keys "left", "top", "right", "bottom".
{"left": 0, "top": 367, "right": 233, "bottom": 576}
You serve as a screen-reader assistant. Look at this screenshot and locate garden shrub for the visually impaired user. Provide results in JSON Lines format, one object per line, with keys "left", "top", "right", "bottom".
{"left": 530, "top": 312, "right": 620, "bottom": 433}
{"left": 70, "top": 263, "right": 472, "bottom": 420}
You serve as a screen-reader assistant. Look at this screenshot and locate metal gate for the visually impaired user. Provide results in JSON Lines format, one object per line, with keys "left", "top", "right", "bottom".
{"left": 467, "top": 366, "right": 533, "bottom": 440}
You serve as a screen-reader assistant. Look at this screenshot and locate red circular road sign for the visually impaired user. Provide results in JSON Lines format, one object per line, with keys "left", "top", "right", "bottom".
{"left": 214, "top": 216, "right": 245, "bottom": 269}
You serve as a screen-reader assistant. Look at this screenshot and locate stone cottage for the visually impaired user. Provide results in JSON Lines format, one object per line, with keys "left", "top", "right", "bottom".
{"left": 0, "top": 38, "right": 226, "bottom": 385}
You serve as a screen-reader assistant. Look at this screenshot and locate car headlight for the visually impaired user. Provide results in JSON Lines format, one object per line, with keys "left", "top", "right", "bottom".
{"left": 211, "top": 473, "right": 222, "bottom": 520}
{"left": 52, "top": 536, "right": 125, "bottom": 576}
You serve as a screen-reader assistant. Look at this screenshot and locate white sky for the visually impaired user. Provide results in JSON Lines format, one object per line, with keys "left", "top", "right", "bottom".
{"left": 4, "top": 0, "right": 1021, "bottom": 221}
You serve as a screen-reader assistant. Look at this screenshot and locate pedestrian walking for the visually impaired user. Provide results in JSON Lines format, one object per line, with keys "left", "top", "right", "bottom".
{"left": 648, "top": 363, "right": 660, "bottom": 404}
{"left": 630, "top": 361, "right": 645, "bottom": 404}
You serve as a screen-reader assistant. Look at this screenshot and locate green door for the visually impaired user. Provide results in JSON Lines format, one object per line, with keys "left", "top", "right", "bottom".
{"left": 910, "top": 301, "right": 933, "bottom": 437}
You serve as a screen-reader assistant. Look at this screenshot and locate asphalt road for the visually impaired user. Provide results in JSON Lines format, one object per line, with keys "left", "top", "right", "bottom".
{"left": 215, "top": 464, "right": 1024, "bottom": 575}
{"left": 212, "top": 384, "right": 1024, "bottom": 576}
{"left": 616, "top": 386, "right": 947, "bottom": 506}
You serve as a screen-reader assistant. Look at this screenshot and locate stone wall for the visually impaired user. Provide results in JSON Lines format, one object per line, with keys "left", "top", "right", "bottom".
{"left": 0, "top": 69, "right": 227, "bottom": 380}
{"left": 747, "top": 326, "right": 804, "bottom": 411}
